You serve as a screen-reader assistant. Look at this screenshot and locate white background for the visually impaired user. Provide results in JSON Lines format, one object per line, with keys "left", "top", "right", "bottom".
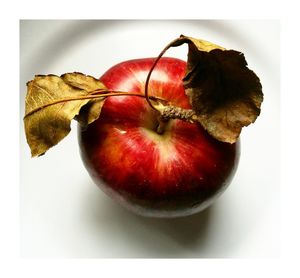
{"left": 19, "top": 20, "right": 280, "bottom": 258}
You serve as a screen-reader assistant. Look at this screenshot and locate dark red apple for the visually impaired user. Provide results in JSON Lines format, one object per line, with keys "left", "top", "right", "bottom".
{"left": 78, "top": 57, "right": 240, "bottom": 218}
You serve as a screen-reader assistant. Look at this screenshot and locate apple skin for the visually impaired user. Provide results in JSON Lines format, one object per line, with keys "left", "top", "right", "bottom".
{"left": 78, "top": 57, "right": 240, "bottom": 218}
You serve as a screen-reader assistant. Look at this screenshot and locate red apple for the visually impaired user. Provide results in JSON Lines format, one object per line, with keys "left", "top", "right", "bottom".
{"left": 78, "top": 57, "right": 240, "bottom": 218}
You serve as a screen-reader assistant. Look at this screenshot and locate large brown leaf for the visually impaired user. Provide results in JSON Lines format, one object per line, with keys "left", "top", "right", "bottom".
{"left": 24, "top": 73, "right": 106, "bottom": 157}
{"left": 176, "top": 35, "right": 263, "bottom": 143}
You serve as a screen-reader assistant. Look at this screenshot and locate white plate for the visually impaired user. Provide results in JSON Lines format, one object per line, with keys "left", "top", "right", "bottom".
{"left": 20, "top": 20, "right": 280, "bottom": 257}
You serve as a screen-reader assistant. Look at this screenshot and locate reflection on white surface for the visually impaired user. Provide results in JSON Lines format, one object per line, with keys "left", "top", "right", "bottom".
{"left": 20, "top": 20, "right": 280, "bottom": 257}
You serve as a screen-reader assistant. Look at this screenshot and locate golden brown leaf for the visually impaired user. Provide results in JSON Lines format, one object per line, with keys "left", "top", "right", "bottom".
{"left": 61, "top": 72, "right": 105, "bottom": 91}
{"left": 24, "top": 74, "right": 106, "bottom": 157}
{"left": 61, "top": 72, "right": 107, "bottom": 125}
{"left": 179, "top": 35, "right": 263, "bottom": 143}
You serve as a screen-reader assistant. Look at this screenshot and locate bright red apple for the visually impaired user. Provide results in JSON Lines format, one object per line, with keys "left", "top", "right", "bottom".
{"left": 78, "top": 57, "right": 240, "bottom": 218}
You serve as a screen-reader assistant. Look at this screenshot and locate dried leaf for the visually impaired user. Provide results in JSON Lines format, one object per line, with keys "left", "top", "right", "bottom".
{"left": 61, "top": 72, "right": 105, "bottom": 91}
{"left": 61, "top": 73, "right": 107, "bottom": 125}
{"left": 24, "top": 73, "right": 106, "bottom": 157}
{"left": 177, "top": 35, "right": 263, "bottom": 143}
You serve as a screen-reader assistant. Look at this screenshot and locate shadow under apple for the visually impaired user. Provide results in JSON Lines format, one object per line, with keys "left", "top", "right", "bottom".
{"left": 133, "top": 206, "right": 213, "bottom": 253}
{"left": 82, "top": 184, "right": 215, "bottom": 258}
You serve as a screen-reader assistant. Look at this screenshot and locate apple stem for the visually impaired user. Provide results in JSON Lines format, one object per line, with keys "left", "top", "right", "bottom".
{"left": 160, "top": 105, "right": 196, "bottom": 122}
{"left": 152, "top": 106, "right": 197, "bottom": 134}
{"left": 143, "top": 37, "right": 187, "bottom": 134}
{"left": 153, "top": 104, "right": 199, "bottom": 133}
{"left": 144, "top": 37, "right": 183, "bottom": 112}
